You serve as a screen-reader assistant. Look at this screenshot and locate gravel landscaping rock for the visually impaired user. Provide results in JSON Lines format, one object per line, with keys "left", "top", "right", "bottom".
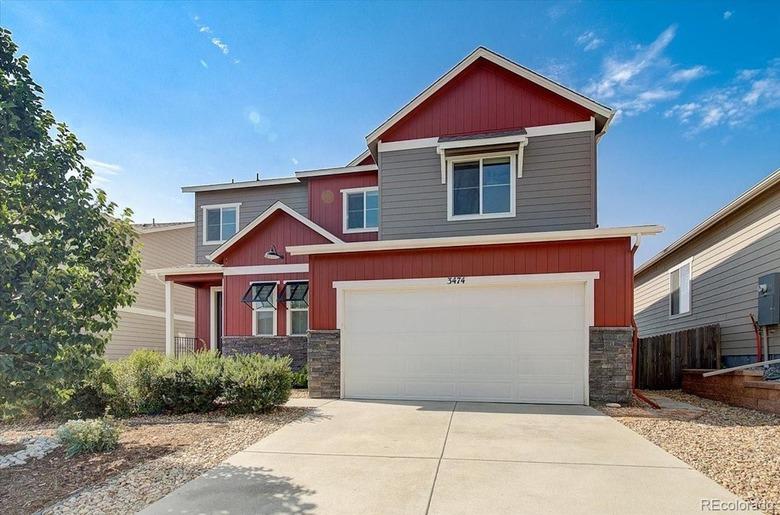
{"left": 40, "top": 407, "right": 309, "bottom": 514}
{"left": 0, "top": 436, "right": 60, "bottom": 469}
{"left": 601, "top": 390, "right": 780, "bottom": 510}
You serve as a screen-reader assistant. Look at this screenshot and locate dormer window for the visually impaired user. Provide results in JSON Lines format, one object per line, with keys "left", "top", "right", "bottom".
{"left": 342, "top": 187, "right": 379, "bottom": 233}
{"left": 202, "top": 203, "right": 240, "bottom": 244}
{"left": 447, "top": 154, "right": 516, "bottom": 221}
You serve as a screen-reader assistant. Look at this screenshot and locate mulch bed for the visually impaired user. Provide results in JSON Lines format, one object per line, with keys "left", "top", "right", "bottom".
{"left": 600, "top": 390, "right": 780, "bottom": 512}
{"left": 0, "top": 419, "right": 220, "bottom": 515}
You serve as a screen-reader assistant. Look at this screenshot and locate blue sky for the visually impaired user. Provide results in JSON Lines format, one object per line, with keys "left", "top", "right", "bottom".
{"left": 3, "top": 0, "right": 779, "bottom": 263}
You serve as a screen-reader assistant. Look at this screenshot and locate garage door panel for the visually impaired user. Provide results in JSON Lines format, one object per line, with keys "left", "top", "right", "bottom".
{"left": 341, "top": 278, "right": 589, "bottom": 404}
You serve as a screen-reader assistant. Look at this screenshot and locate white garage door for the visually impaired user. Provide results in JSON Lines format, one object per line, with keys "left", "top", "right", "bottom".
{"left": 339, "top": 274, "right": 594, "bottom": 405}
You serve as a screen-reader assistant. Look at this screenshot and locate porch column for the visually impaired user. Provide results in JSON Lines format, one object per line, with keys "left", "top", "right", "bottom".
{"left": 165, "top": 280, "right": 174, "bottom": 356}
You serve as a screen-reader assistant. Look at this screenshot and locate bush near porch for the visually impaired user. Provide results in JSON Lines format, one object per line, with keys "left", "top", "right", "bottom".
{"left": 59, "top": 350, "right": 293, "bottom": 419}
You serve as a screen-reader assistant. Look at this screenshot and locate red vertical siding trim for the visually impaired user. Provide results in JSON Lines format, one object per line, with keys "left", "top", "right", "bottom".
{"left": 195, "top": 286, "right": 211, "bottom": 348}
{"left": 220, "top": 210, "right": 330, "bottom": 267}
{"left": 307, "top": 172, "right": 379, "bottom": 242}
{"left": 223, "top": 272, "right": 309, "bottom": 336}
{"left": 381, "top": 58, "right": 592, "bottom": 142}
{"left": 308, "top": 238, "right": 632, "bottom": 330}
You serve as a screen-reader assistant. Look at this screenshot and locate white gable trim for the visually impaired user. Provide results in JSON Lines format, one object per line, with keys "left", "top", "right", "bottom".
{"left": 366, "top": 47, "right": 612, "bottom": 145}
{"left": 207, "top": 201, "right": 344, "bottom": 262}
{"left": 377, "top": 119, "right": 596, "bottom": 153}
{"left": 295, "top": 164, "right": 378, "bottom": 179}
{"left": 347, "top": 149, "right": 372, "bottom": 167}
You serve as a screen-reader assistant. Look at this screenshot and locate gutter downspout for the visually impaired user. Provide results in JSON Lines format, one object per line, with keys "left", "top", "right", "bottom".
{"left": 630, "top": 234, "right": 660, "bottom": 409}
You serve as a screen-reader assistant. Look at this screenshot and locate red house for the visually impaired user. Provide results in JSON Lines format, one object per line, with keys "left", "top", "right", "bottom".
{"left": 151, "top": 47, "right": 661, "bottom": 405}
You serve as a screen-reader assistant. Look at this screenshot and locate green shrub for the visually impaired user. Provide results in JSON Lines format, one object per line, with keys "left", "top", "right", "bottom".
{"left": 108, "top": 349, "right": 165, "bottom": 416}
{"left": 63, "top": 362, "right": 117, "bottom": 419}
{"left": 153, "top": 352, "right": 224, "bottom": 414}
{"left": 291, "top": 365, "right": 308, "bottom": 389}
{"left": 222, "top": 355, "right": 292, "bottom": 414}
{"left": 56, "top": 417, "right": 122, "bottom": 457}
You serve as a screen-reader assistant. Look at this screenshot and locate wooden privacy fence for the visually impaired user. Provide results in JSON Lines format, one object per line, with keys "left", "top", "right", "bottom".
{"left": 636, "top": 325, "right": 721, "bottom": 389}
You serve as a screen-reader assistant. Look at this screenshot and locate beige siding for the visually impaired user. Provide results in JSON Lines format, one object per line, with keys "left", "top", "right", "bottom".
{"left": 635, "top": 185, "right": 780, "bottom": 357}
{"left": 106, "top": 225, "right": 196, "bottom": 360}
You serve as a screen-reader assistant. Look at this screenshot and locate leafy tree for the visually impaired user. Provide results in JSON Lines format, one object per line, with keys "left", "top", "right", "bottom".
{"left": 0, "top": 29, "right": 141, "bottom": 419}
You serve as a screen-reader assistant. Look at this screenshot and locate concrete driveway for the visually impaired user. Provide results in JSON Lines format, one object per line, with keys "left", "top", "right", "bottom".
{"left": 143, "top": 399, "right": 753, "bottom": 514}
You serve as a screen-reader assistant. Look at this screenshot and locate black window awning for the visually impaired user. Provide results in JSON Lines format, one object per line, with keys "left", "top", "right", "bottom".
{"left": 241, "top": 283, "right": 276, "bottom": 308}
{"left": 278, "top": 282, "right": 309, "bottom": 304}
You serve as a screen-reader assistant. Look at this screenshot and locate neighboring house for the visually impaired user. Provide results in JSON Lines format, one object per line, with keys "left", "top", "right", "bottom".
{"left": 151, "top": 47, "right": 661, "bottom": 404}
{"left": 635, "top": 170, "right": 780, "bottom": 367}
{"left": 107, "top": 222, "right": 196, "bottom": 360}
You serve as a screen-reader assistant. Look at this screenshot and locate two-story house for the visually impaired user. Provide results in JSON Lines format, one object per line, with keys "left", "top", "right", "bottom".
{"left": 151, "top": 47, "right": 661, "bottom": 405}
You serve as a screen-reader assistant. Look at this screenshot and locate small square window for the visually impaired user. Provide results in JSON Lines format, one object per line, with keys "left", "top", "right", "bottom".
{"left": 203, "top": 205, "right": 240, "bottom": 244}
{"left": 343, "top": 188, "right": 379, "bottom": 233}
{"left": 448, "top": 155, "right": 515, "bottom": 220}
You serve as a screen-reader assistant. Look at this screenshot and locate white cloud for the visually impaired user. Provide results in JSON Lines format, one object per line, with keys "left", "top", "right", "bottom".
{"left": 247, "top": 109, "right": 277, "bottom": 143}
{"left": 85, "top": 158, "right": 122, "bottom": 186}
{"left": 210, "top": 37, "right": 229, "bottom": 55}
{"left": 192, "top": 15, "right": 237, "bottom": 63}
{"left": 85, "top": 158, "right": 122, "bottom": 174}
{"left": 200, "top": 59, "right": 208, "bottom": 69}
{"left": 576, "top": 31, "right": 604, "bottom": 52}
{"left": 723, "top": 10, "right": 733, "bottom": 20}
{"left": 291, "top": 157, "right": 299, "bottom": 166}
{"left": 670, "top": 65, "right": 709, "bottom": 83}
{"left": 665, "top": 59, "right": 780, "bottom": 134}
{"left": 586, "top": 25, "right": 677, "bottom": 99}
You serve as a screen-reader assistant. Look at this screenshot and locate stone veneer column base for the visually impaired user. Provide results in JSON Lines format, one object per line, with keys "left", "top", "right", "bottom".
{"left": 221, "top": 336, "right": 308, "bottom": 371}
{"left": 589, "top": 327, "right": 633, "bottom": 404}
{"left": 308, "top": 330, "right": 341, "bottom": 399}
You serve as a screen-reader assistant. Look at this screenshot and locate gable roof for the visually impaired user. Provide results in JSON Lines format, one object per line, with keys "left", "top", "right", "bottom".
{"left": 207, "top": 201, "right": 343, "bottom": 263}
{"left": 133, "top": 221, "right": 194, "bottom": 234}
{"left": 365, "top": 47, "right": 613, "bottom": 147}
{"left": 635, "top": 169, "right": 780, "bottom": 276}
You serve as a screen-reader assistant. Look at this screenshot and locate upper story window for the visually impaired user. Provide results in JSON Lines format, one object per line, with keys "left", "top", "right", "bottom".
{"left": 202, "top": 203, "right": 240, "bottom": 244}
{"left": 447, "top": 154, "right": 516, "bottom": 221}
{"left": 342, "top": 187, "right": 379, "bottom": 233}
{"left": 669, "top": 259, "right": 692, "bottom": 317}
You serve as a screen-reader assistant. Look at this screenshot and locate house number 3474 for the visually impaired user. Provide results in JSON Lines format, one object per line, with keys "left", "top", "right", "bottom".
{"left": 447, "top": 276, "right": 466, "bottom": 284}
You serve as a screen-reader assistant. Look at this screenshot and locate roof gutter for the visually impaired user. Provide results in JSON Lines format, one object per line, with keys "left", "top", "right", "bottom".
{"left": 288, "top": 225, "right": 663, "bottom": 256}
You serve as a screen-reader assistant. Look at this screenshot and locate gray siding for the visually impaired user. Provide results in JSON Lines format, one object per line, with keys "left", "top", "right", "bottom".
{"left": 635, "top": 185, "right": 780, "bottom": 358}
{"left": 378, "top": 131, "right": 596, "bottom": 240}
{"left": 194, "top": 183, "right": 308, "bottom": 263}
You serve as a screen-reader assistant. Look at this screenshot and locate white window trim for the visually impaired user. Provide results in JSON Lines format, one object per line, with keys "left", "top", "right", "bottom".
{"left": 209, "top": 286, "right": 222, "bottom": 351}
{"left": 284, "top": 280, "right": 309, "bottom": 336}
{"left": 341, "top": 187, "right": 379, "bottom": 234}
{"left": 202, "top": 203, "right": 241, "bottom": 245}
{"left": 668, "top": 257, "right": 693, "bottom": 319}
{"left": 250, "top": 281, "right": 278, "bottom": 336}
{"left": 446, "top": 152, "right": 517, "bottom": 221}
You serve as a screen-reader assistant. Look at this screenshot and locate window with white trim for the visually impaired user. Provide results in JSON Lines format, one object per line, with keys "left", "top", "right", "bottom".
{"left": 447, "top": 154, "right": 516, "bottom": 220}
{"left": 252, "top": 282, "right": 276, "bottom": 336}
{"left": 343, "top": 187, "right": 379, "bottom": 233}
{"left": 669, "top": 260, "right": 692, "bottom": 317}
{"left": 285, "top": 281, "right": 309, "bottom": 336}
{"left": 203, "top": 204, "right": 239, "bottom": 244}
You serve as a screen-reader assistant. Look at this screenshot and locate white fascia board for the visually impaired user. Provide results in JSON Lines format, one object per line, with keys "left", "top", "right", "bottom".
{"left": 288, "top": 225, "right": 664, "bottom": 256}
{"left": 207, "top": 201, "right": 344, "bottom": 263}
{"left": 295, "top": 164, "right": 378, "bottom": 179}
{"left": 222, "top": 264, "right": 309, "bottom": 276}
{"left": 146, "top": 265, "right": 223, "bottom": 276}
{"left": 636, "top": 168, "right": 780, "bottom": 276}
{"left": 346, "top": 149, "right": 372, "bottom": 167}
{"left": 181, "top": 177, "right": 300, "bottom": 193}
{"left": 366, "top": 47, "right": 612, "bottom": 145}
{"left": 377, "top": 119, "right": 596, "bottom": 153}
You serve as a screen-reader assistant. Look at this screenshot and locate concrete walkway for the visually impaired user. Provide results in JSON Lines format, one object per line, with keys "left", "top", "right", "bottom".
{"left": 142, "top": 400, "right": 753, "bottom": 514}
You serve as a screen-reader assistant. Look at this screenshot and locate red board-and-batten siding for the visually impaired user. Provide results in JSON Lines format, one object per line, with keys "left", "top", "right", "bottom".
{"left": 213, "top": 209, "right": 332, "bottom": 337}
{"left": 308, "top": 237, "right": 634, "bottom": 330}
{"left": 307, "top": 171, "right": 379, "bottom": 243}
{"left": 380, "top": 58, "right": 592, "bottom": 142}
